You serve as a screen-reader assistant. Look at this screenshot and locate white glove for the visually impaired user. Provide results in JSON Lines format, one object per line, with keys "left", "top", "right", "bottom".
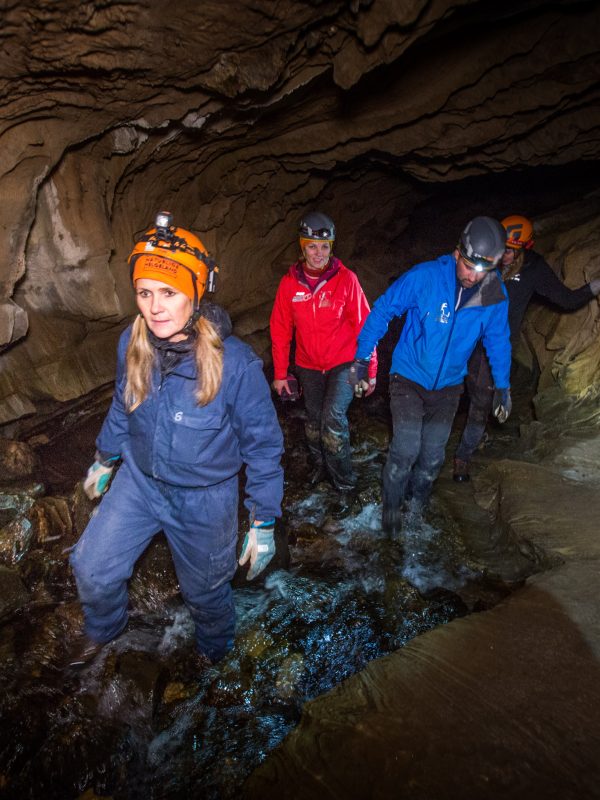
{"left": 83, "top": 460, "right": 116, "bottom": 500}
{"left": 238, "top": 520, "right": 276, "bottom": 580}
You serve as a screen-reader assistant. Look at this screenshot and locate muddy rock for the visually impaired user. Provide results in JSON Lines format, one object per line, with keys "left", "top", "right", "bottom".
{"left": 0, "top": 565, "right": 29, "bottom": 619}
{"left": 0, "top": 439, "right": 38, "bottom": 480}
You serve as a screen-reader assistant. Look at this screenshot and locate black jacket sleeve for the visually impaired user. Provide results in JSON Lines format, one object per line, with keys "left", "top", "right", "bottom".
{"left": 531, "top": 253, "right": 593, "bottom": 311}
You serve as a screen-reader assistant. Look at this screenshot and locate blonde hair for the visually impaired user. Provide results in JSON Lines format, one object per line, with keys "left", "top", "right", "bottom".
{"left": 502, "top": 248, "right": 525, "bottom": 283}
{"left": 124, "top": 314, "right": 224, "bottom": 412}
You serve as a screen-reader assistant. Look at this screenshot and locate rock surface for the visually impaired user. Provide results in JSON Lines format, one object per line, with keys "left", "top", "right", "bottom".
{"left": 1, "top": 1, "right": 600, "bottom": 423}
{"left": 243, "top": 396, "right": 600, "bottom": 799}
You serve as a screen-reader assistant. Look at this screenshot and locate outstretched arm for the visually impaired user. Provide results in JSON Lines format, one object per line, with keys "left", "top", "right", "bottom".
{"left": 535, "top": 257, "right": 596, "bottom": 310}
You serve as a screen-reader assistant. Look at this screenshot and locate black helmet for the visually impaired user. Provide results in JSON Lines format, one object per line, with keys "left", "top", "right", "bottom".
{"left": 458, "top": 216, "right": 505, "bottom": 272}
{"left": 298, "top": 211, "right": 335, "bottom": 241}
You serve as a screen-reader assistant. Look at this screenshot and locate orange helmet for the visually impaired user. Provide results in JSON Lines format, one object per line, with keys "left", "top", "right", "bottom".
{"left": 128, "top": 212, "right": 218, "bottom": 309}
{"left": 502, "top": 215, "right": 534, "bottom": 250}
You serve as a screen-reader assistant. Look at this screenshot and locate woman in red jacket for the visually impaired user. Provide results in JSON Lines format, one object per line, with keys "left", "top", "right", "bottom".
{"left": 270, "top": 211, "right": 377, "bottom": 517}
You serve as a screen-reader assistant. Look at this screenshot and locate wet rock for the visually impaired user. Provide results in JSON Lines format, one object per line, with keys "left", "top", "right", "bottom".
{"left": 0, "top": 439, "right": 37, "bottom": 480}
{"left": 129, "top": 536, "right": 180, "bottom": 613}
{"left": 54, "top": 601, "right": 85, "bottom": 641}
{"left": 27, "top": 496, "right": 72, "bottom": 544}
{"left": 0, "top": 565, "right": 29, "bottom": 619}
{"left": 0, "top": 482, "right": 45, "bottom": 527}
{"left": 19, "top": 546, "right": 76, "bottom": 603}
{"left": 71, "top": 482, "right": 96, "bottom": 538}
{"left": 18, "top": 607, "right": 69, "bottom": 676}
{"left": 206, "top": 663, "right": 255, "bottom": 708}
{"left": 0, "top": 485, "right": 47, "bottom": 570}
{"left": 114, "top": 650, "right": 170, "bottom": 718}
{"left": 357, "top": 477, "right": 382, "bottom": 507}
{"left": 275, "top": 654, "right": 306, "bottom": 700}
{"left": 357, "top": 416, "right": 390, "bottom": 452}
{"left": 290, "top": 522, "right": 320, "bottom": 543}
{"left": 161, "top": 680, "right": 201, "bottom": 706}
{"left": 0, "top": 624, "right": 16, "bottom": 669}
{"left": 0, "top": 517, "right": 34, "bottom": 565}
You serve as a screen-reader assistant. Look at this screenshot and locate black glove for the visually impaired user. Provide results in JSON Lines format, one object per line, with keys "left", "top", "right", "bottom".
{"left": 492, "top": 388, "right": 512, "bottom": 423}
{"left": 348, "top": 359, "right": 370, "bottom": 398}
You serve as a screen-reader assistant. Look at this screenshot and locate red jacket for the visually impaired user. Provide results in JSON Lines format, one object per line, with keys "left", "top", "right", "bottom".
{"left": 270, "top": 257, "right": 377, "bottom": 380}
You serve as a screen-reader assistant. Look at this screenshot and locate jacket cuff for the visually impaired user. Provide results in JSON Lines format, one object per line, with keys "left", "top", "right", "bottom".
{"left": 95, "top": 449, "right": 120, "bottom": 467}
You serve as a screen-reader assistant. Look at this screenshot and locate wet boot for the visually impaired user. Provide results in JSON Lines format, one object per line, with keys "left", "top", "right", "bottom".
{"left": 382, "top": 504, "right": 404, "bottom": 541}
{"left": 453, "top": 457, "right": 471, "bottom": 483}
{"left": 330, "top": 489, "right": 361, "bottom": 519}
{"left": 66, "top": 635, "right": 105, "bottom": 669}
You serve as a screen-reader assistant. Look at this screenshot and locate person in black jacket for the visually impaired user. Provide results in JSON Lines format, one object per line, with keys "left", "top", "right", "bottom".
{"left": 453, "top": 214, "right": 600, "bottom": 482}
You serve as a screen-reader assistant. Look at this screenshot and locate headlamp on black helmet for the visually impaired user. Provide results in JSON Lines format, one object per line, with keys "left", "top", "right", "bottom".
{"left": 458, "top": 216, "right": 506, "bottom": 273}
{"left": 298, "top": 211, "right": 336, "bottom": 242}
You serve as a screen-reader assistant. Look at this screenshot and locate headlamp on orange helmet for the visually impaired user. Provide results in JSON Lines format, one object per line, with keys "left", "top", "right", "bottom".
{"left": 502, "top": 215, "right": 534, "bottom": 251}
{"left": 128, "top": 211, "right": 219, "bottom": 312}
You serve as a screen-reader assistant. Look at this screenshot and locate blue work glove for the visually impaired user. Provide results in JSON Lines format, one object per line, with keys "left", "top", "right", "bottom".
{"left": 492, "top": 388, "right": 512, "bottom": 424}
{"left": 348, "top": 359, "right": 370, "bottom": 398}
{"left": 83, "top": 454, "right": 119, "bottom": 499}
{"left": 238, "top": 519, "right": 276, "bottom": 580}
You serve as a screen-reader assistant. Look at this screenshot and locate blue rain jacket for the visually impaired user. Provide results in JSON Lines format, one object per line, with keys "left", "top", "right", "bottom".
{"left": 356, "top": 254, "right": 511, "bottom": 390}
{"left": 96, "top": 325, "right": 284, "bottom": 520}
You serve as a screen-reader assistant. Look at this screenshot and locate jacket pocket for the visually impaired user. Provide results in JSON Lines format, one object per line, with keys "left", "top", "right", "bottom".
{"left": 168, "top": 410, "right": 224, "bottom": 465}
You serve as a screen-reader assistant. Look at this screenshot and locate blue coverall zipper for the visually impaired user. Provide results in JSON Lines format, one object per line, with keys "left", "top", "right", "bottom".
{"left": 432, "top": 287, "right": 461, "bottom": 390}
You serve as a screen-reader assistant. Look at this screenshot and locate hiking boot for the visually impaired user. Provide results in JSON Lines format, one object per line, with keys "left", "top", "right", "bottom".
{"left": 330, "top": 490, "right": 361, "bottom": 519}
{"left": 66, "top": 635, "right": 104, "bottom": 669}
{"left": 382, "top": 506, "right": 404, "bottom": 540}
{"left": 453, "top": 457, "right": 471, "bottom": 483}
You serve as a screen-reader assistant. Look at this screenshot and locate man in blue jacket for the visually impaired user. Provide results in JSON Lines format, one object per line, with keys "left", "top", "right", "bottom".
{"left": 349, "top": 217, "right": 512, "bottom": 534}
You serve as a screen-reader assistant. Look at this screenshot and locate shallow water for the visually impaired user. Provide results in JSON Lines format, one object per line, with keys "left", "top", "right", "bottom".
{"left": 0, "top": 396, "right": 533, "bottom": 799}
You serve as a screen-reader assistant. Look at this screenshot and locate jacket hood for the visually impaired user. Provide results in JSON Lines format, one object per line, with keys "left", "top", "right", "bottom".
{"left": 197, "top": 301, "right": 232, "bottom": 339}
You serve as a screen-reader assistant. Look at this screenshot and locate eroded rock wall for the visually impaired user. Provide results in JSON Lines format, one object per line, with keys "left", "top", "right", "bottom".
{"left": 1, "top": 0, "right": 599, "bottom": 424}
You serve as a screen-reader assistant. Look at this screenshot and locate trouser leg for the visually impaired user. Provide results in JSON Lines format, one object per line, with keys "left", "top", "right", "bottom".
{"left": 320, "top": 363, "right": 356, "bottom": 490}
{"left": 455, "top": 343, "right": 494, "bottom": 462}
{"left": 410, "top": 384, "right": 463, "bottom": 507}
{"left": 296, "top": 366, "right": 327, "bottom": 468}
{"left": 70, "top": 461, "right": 161, "bottom": 643}
{"left": 383, "top": 377, "right": 424, "bottom": 526}
{"left": 162, "top": 476, "right": 239, "bottom": 663}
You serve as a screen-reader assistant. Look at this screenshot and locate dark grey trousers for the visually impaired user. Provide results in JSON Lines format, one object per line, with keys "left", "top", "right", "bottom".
{"left": 383, "top": 375, "right": 462, "bottom": 525}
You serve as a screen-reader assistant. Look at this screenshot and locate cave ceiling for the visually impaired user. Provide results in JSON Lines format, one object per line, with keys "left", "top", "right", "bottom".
{"left": 0, "top": 0, "right": 599, "bottom": 424}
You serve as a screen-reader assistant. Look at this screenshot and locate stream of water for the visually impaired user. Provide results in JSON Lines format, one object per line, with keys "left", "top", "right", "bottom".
{"left": 0, "top": 396, "right": 535, "bottom": 799}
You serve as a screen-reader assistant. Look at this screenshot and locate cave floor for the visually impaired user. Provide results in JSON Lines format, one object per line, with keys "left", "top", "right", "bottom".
{"left": 3, "top": 371, "right": 600, "bottom": 800}
{"left": 243, "top": 390, "right": 600, "bottom": 800}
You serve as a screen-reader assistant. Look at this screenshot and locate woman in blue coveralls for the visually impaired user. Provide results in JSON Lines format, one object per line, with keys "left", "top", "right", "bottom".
{"left": 70, "top": 212, "right": 284, "bottom": 667}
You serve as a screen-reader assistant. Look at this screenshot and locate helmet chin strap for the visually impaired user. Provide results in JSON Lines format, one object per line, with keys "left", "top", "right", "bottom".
{"left": 181, "top": 307, "right": 201, "bottom": 335}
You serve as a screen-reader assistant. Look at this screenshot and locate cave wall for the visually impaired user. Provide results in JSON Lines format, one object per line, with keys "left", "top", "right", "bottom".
{"left": 1, "top": 0, "right": 600, "bottom": 425}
